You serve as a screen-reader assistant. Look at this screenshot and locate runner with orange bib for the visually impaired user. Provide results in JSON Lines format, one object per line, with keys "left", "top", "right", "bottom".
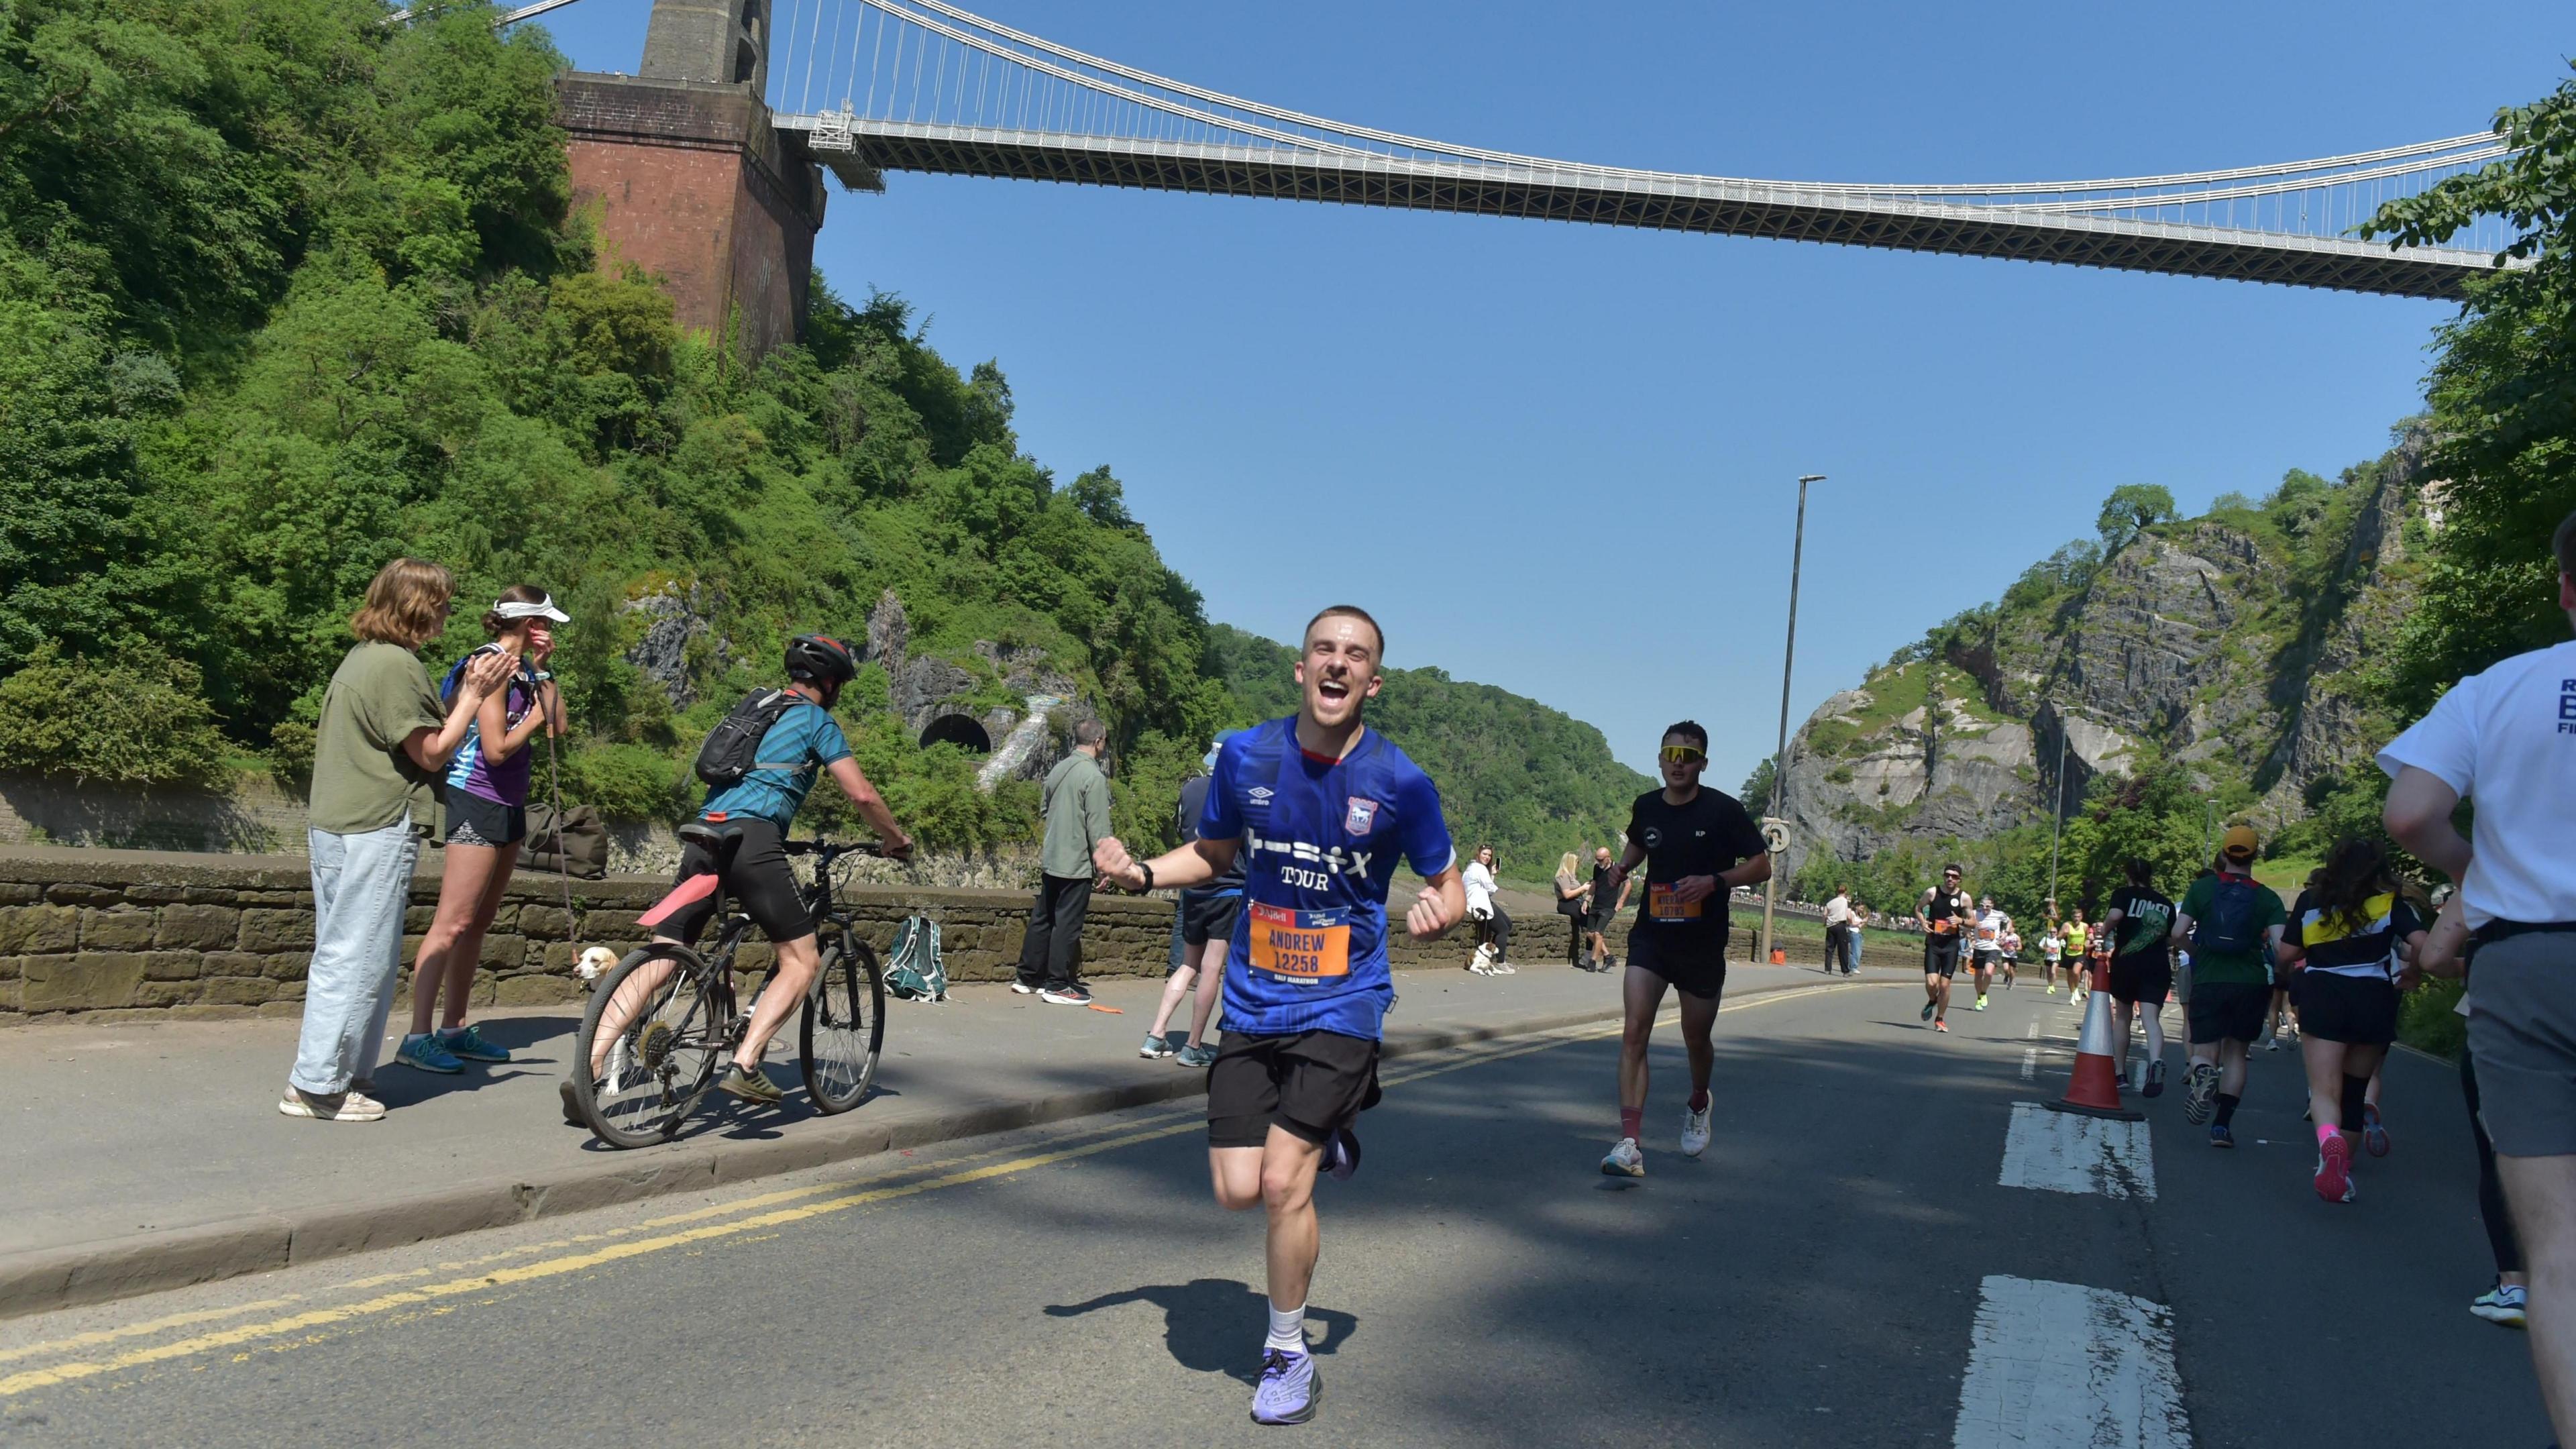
{"left": 1919, "top": 865, "right": 1974, "bottom": 1034}
{"left": 1090, "top": 605, "right": 1464, "bottom": 1427}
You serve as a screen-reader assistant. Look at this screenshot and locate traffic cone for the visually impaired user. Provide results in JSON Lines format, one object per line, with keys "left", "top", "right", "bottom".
{"left": 2049, "top": 959, "right": 2143, "bottom": 1121}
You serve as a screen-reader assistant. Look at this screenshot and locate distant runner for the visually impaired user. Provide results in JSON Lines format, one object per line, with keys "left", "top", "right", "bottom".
{"left": 2062, "top": 910, "right": 2092, "bottom": 1005}
{"left": 2101, "top": 858, "right": 2176, "bottom": 1097}
{"left": 2275, "top": 837, "right": 2426, "bottom": 1204}
{"left": 1091, "top": 605, "right": 1462, "bottom": 1427}
{"left": 2040, "top": 906, "right": 2064, "bottom": 995}
{"left": 1919, "top": 865, "right": 1973, "bottom": 1033}
{"left": 2173, "top": 826, "right": 2289, "bottom": 1149}
{"left": 1970, "top": 896, "right": 2010, "bottom": 1010}
{"left": 1597, "top": 720, "right": 1772, "bottom": 1177}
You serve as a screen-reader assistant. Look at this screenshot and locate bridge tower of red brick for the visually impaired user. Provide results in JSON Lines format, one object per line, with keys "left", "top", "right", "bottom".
{"left": 557, "top": 0, "right": 879, "bottom": 358}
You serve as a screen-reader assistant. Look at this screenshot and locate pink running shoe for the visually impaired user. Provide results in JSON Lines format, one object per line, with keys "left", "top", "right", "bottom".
{"left": 2314, "top": 1134, "right": 2355, "bottom": 1204}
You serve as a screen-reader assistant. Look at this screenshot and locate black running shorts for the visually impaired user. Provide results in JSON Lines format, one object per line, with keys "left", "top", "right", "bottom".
{"left": 2186, "top": 980, "right": 2269, "bottom": 1044}
{"left": 2108, "top": 953, "right": 2173, "bottom": 1006}
{"left": 444, "top": 792, "right": 527, "bottom": 848}
{"left": 1180, "top": 888, "right": 1243, "bottom": 949}
{"left": 1208, "top": 1030, "right": 1381, "bottom": 1149}
{"left": 1923, "top": 934, "right": 1963, "bottom": 977}
{"left": 2296, "top": 971, "right": 2398, "bottom": 1046}
{"left": 1627, "top": 926, "right": 1727, "bottom": 1000}
{"left": 660, "top": 817, "right": 815, "bottom": 945}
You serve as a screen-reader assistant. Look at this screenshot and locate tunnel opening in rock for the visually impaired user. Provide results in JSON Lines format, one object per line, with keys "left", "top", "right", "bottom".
{"left": 920, "top": 714, "right": 994, "bottom": 753}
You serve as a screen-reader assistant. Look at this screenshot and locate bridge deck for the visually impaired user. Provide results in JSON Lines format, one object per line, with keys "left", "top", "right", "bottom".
{"left": 793, "top": 119, "right": 2495, "bottom": 300}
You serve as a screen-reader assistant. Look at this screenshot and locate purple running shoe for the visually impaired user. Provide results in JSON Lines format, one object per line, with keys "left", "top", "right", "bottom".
{"left": 1250, "top": 1349, "right": 1320, "bottom": 1425}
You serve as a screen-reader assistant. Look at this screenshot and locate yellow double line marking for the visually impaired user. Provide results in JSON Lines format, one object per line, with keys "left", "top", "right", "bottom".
{"left": 1, "top": 982, "right": 1863, "bottom": 1397}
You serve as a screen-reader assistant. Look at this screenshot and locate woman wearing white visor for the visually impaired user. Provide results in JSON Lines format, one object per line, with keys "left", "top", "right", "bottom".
{"left": 396, "top": 586, "right": 567, "bottom": 1076}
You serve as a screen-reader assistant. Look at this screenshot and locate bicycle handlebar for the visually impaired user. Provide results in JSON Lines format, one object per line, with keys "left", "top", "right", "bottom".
{"left": 783, "top": 837, "right": 896, "bottom": 861}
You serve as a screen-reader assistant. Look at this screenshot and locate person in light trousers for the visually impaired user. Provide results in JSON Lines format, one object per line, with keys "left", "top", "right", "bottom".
{"left": 282, "top": 559, "right": 511, "bottom": 1123}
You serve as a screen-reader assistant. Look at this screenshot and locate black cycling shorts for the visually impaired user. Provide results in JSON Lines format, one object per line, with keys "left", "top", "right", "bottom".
{"left": 1208, "top": 1030, "right": 1381, "bottom": 1148}
{"left": 659, "top": 816, "right": 814, "bottom": 945}
{"left": 1628, "top": 926, "right": 1727, "bottom": 1000}
{"left": 1923, "top": 934, "right": 1963, "bottom": 977}
{"left": 1181, "top": 888, "right": 1243, "bottom": 949}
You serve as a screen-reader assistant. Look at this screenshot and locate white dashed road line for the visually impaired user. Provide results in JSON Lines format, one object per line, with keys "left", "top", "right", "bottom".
{"left": 1952, "top": 1275, "right": 2192, "bottom": 1449}
{"left": 1998, "top": 1102, "right": 2157, "bottom": 1199}
{"left": 2019, "top": 1048, "right": 2038, "bottom": 1082}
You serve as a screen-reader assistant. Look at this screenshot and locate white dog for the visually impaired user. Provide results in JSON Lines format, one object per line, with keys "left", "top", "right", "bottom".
{"left": 574, "top": 946, "right": 619, "bottom": 983}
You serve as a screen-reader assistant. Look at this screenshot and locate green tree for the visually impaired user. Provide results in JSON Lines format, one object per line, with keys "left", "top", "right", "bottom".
{"left": 1739, "top": 755, "right": 1775, "bottom": 817}
{"left": 2095, "top": 483, "right": 2179, "bottom": 556}
{"left": 2363, "top": 63, "right": 2576, "bottom": 712}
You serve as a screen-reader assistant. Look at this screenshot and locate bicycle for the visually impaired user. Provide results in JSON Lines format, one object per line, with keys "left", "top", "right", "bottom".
{"left": 568, "top": 824, "right": 889, "bottom": 1149}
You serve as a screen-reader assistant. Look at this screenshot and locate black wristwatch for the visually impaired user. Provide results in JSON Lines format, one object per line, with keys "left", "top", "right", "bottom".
{"left": 1138, "top": 861, "right": 1155, "bottom": 893}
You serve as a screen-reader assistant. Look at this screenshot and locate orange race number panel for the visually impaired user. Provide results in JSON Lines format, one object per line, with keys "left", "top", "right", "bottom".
{"left": 1647, "top": 884, "right": 1704, "bottom": 923}
{"left": 1249, "top": 901, "right": 1351, "bottom": 979}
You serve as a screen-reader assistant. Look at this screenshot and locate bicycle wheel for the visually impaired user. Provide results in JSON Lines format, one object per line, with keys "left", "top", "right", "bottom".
{"left": 573, "top": 945, "right": 731, "bottom": 1148}
{"left": 800, "top": 932, "right": 885, "bottom": 1114}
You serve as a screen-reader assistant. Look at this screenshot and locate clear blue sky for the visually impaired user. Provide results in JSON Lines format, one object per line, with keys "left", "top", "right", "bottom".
{"left": 537, "top": 0, "right": 2569, "bottom": 786}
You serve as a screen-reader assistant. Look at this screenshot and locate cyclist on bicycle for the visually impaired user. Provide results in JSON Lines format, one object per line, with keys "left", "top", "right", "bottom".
{"left": 580, "top": 635, "right": 912, "bottom": 1113}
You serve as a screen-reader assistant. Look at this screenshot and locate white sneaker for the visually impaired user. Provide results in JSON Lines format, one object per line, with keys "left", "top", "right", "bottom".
{"left": 1601, "top": 1137, "right": 1644, "bottom": 1177}
{"left": 1010, "top": 981, "right": 1036, "bottom": 996}
{"left": 1680, "top": 1104, "right": 1712, "bottom": 1157}
{"left": 278, "top": 1086, "right": 386, "bottom": 1122}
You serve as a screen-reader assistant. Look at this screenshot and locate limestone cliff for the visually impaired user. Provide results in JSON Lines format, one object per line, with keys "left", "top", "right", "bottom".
{"left": 1776, "top": 433, "right": 2427, "bottom": 879}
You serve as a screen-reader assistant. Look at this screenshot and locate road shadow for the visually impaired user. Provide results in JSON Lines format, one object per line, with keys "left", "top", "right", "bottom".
{"left": 368, "top": 1015, "right": 576, "bottom": 1108}
{"left": 1044, "top": 1278, "right": 1358, "bottom": 1381}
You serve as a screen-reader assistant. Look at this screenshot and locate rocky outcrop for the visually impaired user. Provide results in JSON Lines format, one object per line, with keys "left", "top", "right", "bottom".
{"left": 622, "top": 581, "right": 730, "bottom": 708}
{"left": 1778, "top": 437, "right": 2426, "bottom": 879}
{"left": 859, "top": 591, "right": 1090, "bottom": 788}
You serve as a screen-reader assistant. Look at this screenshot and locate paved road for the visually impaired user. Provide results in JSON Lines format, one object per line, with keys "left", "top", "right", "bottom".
{"left": 0, "top": 981, "right": 2543, "bottom": 1446}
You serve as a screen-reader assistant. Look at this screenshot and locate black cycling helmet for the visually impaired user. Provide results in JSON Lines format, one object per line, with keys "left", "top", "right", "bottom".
{"left": 784, "top": 633, "right": 859, "bottom": 686}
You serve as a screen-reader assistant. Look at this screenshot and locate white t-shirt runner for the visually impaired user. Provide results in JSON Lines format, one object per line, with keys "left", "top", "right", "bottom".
{"left": 1974, "top": 910, "right": 2006, "bottom": 953}
{"left": 2377, "top": 639, "right": 2576, "bottom": 928}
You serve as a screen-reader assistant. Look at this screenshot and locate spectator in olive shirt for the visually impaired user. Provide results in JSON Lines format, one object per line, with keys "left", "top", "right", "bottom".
{"left": 1016, "top": 718, "right": 1114, "bottom": 1006}
{"left": 2170, "top": 824, "right": 2289, "bottom": 1148}
{"left": 282, "top": 559, "right": 511, "bottom": 1124}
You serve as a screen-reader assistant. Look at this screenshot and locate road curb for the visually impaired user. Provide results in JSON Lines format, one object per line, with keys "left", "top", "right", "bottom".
{"left": 0, "top": 977, "right": 1857, "bottom": 1321}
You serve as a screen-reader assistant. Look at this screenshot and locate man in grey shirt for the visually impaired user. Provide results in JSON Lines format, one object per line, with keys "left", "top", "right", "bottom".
{"left": 1016, "top": 718, "right": 1114, "bottom": 1006}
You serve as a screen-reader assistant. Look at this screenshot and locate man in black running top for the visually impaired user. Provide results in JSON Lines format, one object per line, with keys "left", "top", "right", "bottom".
{"left": 1919, "top": 864, "right": 1972, "bottom": 1033}
{"left": 1597, "top": 720, "right": 1771, "bottom": 1179}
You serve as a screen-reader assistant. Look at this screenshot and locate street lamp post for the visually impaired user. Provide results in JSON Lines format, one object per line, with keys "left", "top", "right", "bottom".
{"left": 2045, "top": 724, "right": 2068, "bottom": 916}
{"left": 1760, "top": 474, "right": 1825, "bottom": 969}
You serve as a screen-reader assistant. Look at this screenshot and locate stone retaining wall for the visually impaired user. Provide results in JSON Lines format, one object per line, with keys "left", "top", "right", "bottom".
{"left": 0, "top": 849, "right": 1922, "bottom": 1025}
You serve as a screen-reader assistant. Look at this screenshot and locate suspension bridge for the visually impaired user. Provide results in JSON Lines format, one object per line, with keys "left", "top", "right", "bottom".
{"left": 704, "top": 0, "right": 2512, "bottom": 301}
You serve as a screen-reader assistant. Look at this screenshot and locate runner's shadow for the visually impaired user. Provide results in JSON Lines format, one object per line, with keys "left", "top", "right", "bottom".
{"left": 1044, "top": 1278, "right": 1357, "bottom": 1380}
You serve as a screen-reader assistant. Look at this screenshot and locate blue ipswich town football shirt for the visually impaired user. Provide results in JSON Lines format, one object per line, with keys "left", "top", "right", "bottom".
{"left": 1198, "top": 716, "right": 1455, "bottom": 1040}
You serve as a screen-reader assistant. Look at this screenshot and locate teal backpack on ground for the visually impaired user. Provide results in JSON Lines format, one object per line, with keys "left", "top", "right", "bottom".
{"left": 885, "top": 916, "right": 947, "bottom": 1002}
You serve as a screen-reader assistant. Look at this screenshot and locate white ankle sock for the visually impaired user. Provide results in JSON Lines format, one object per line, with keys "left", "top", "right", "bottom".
{"left": 1266, "top": 1301, "right": 1307, "bottom": 1355}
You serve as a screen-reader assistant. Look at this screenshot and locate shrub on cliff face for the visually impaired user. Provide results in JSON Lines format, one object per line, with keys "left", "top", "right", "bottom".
{"left": 0, "top": 645, "right": 227, "bottom": 786}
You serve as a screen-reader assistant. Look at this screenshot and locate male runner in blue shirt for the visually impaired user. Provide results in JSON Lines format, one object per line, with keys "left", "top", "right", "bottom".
{"left": 1094, "top": 605, "right": 1465, "bottom": 1428}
